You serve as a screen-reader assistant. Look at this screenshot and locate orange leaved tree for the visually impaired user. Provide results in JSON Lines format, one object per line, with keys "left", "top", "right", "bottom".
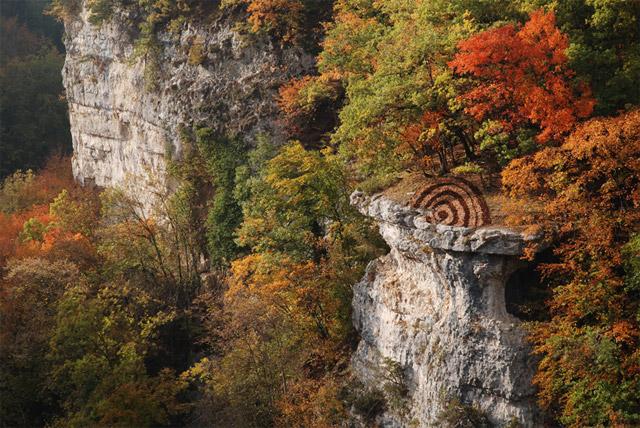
{"left": 503, "top": 110, "right": 640, "bottom": 426}
{"left": 450, "top": 9, "right": 595, "bottom": 145}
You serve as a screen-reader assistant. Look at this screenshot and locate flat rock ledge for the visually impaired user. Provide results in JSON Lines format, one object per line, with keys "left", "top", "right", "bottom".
{"left": 351, "top": 190, "right": 542, "bottom": 256}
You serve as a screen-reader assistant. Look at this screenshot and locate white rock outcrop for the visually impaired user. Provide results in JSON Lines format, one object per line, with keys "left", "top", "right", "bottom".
{"left": 62, "top": 4, "right": 543, "bottom": 424}
{"left": 62, "top": 4, "right": 312, "bottom": 207}
{"left": 350, "top": 191, "right": 542, "bottom": 427}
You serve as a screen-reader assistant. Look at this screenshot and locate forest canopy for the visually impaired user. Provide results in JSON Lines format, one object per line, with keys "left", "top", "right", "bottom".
{"left": 0, "top": 1, "right": 70, "bottom": 178}
{"left": 1, "top": 0, "right": 639, "bottom": 427}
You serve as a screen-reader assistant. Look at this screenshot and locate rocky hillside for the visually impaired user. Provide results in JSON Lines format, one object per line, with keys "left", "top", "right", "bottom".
{"left": 41, "top": 1, "right": 639, "bottom": 427}
{"left": 59, "top": 1, "right": 549, "bottom": 424}
{"left": 61, "top": 6, "right": 548, "bottom": 424}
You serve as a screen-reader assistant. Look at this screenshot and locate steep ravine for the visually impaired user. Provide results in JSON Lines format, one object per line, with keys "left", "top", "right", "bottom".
{"left": 62, "top": 5, "right": 542, "bottom": 426}
{"left": 350, "top": 191, "right": 542, "bottom": 427}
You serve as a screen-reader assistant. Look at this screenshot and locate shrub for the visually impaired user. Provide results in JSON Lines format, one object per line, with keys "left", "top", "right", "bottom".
{"left": 435, "top": 396, "right": 491, "bottom": 428}
{"left": 381, "top": 358, "right": 409, "bottom": 414}
{"left": 351, "top": 386, "right": 386, "bottom": 424}
{"left": 187, "top": 36, "right": 206, "bottom": 65}
{"left": 48, "top": 0, "right": 82, "bottom": 21}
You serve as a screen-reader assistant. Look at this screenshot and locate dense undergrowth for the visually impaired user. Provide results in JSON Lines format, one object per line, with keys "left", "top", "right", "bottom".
{"left": 0, "top": 1, "right": 70, "bottom": 178}
{"left": 1, "top": 0, "right": 640, "bottom": 427}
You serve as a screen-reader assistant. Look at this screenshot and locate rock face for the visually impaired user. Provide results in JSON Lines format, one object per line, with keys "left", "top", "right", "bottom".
{"left": 350, "top": 191, "right": 542, "bottom": 427}
{"left": 62, "top": 3, "right": 312, "bottom": 206}
{"left": 62, "top": 4, "right": 542, "bottom": 423}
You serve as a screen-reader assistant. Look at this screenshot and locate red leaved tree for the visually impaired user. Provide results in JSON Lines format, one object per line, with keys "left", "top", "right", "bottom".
{"left": 449, "top": 9, "right": 595, "bottom": 144}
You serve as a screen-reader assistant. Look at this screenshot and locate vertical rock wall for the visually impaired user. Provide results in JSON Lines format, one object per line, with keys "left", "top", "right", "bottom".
{"left": 351, "top": 191, "right": 542, "bottom": 427}
{"left": 62, "top": 3, "right": 312, "bottom": 206}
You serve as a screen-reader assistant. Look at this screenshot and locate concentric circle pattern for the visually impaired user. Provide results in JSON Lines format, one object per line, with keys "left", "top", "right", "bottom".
{"left": 410, "top": 177, "right": 491, "bottom": 228}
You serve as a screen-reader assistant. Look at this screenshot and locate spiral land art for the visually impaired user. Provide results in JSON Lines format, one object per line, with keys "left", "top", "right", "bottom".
{"left": 410, "top": 177, "right": 491, "bottom": 228}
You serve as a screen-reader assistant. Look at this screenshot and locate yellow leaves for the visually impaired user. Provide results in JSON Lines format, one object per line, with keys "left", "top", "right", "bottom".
{"left": 245, "top": 0, "right": 305, "bottom": 42}
{"left": 275, "top": 376, "right": 347, "bottom": 427}
{"left": 227, "top": 248, "right": 353, "bottom": 345}
{"left": 265, "top": 143, "right": 317, "bottom": 201}
{"left": 608, "top": 321, "right": 638, "bottom": 346}
{"left": 228, "top": 253, "right": 317, "bottom": 307}
{"left": 181, "top": 357, "right": 212, "bottom": 383}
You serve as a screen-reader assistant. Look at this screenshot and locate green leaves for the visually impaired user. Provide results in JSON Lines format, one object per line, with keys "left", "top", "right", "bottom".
{"left": 316, "top": 0, "right": 526, "bottom": 182}
{"left": 236, "top": 142, "right": 354, "bottom": 261}
{"left": 196, "top": 128, "right": 247, "bottom": 267}
{"left": 0, "top": 45, "right": 70, "bottom": 177}
{"left": 540, "top": 0, "right": 640, "bottom": 113}
{"left": 47, "top": 280, "right": 185, "bottom": 427}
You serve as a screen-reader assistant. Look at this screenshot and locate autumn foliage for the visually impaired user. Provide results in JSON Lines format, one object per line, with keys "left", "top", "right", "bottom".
{"left": 0, "top": 157, "right": 78, "bottom": 266}
{"left": 218, "top": 0, "right": 332, "bottom": 44}
{"left": 246, "top": 0, "right": 305, "bottom": 41}
{"left": 278, "top": 76, "right": 342, "bottom": 148}
{"left": 450, "top": 10, "right": 595, "bottom": 144}
{"left": 503, "top": 110, "right": 640, "bottom": 426}
{"left": 5, "top": 1, "right": 640, "bottom": 427}
{"left": 398, "top": 111, "right": 454, "bottom": 174}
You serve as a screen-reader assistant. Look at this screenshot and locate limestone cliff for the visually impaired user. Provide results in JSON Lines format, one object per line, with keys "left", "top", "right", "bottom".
{"left": 62, "top": 3, "right": 311, "bottom": 205}
{"left": 62, "top": 5, "right": 543, "bottom": 425}
{"left": 350, "top": 190, "right": 542, "bottom": 427}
